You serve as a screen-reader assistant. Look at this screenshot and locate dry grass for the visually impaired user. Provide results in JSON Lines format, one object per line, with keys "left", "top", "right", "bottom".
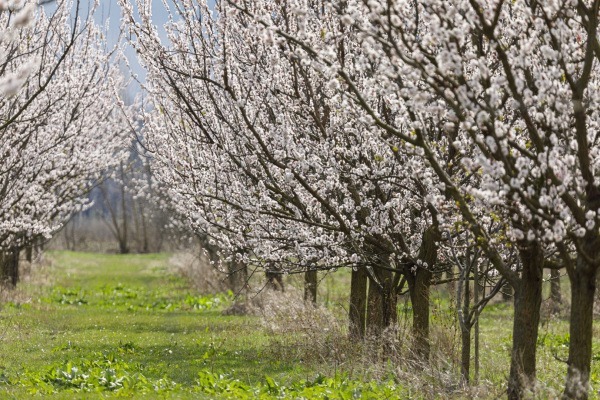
{"left": 0, "top": 253, "right": 53, "bottom": 306}
{"left": 168, "top": 251, "right": 231, "bottom": 294}
{"left": 249, "top": 285, "right": 502, "bottom": 399}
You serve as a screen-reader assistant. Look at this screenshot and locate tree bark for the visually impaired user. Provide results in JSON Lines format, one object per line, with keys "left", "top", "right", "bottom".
{"left": 461, "top": 324, "right": 471, "bottom": 384}
{"left": 366, "top": 275, "right": 384, "bottom": 336}
{"left": 140, "top": 205, "right": 149, "bottom": 253}
{"left": 25, "top": 245, "right": 33, "bottom": 263}
{"left": 507, "top": 243, "right": 543, "bottom": 400}
{"left": 383, "top": 272, "right": 398, "bottom": 328}
{"left": 366, "top": 268, "right": 396, "bottom": 337}
{"left": 266, "top": 271, "right": 284, "bottom": 291}
{"left": 459, "top": 264, "right": 471, "bottom": 383}
{"left": 0, "top": 249, "right": 20, "bottom": 288}
{"left": 474, "top": 255, "right": 481, "bottom": 383}
{"left": 304, "top": 270, "right": 317, "bottom": 304}
{"left": 563, "top": 261, "right": 597, "bottom": 399}
{"left": 119, "top": 162, "right": 129, "bottom": 254}
{"left": 406, "top": 227, "right": 439, "bottom": 362}
{"left": 349, "top": 266, "right": 368, "bottom": 339}
{"left": 407, "top": 268, "right": 432, "bottom": 361}
{"left": 502, "top": 280, "right": 513, "bottom": 302}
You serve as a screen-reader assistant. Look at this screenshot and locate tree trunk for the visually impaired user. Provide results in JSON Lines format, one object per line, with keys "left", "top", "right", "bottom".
{"left": 446, "top": 267, "right": 455, "bottom": 299}
{"left": 119, "top": 162, "right": 129, "bottom": 254}
{"left": 461, "top": 324, "right": 471, "bottom": 384}
{"left": 349, "top": 267, "right": 368, "bottom": 339}
{"left": 118, "top": 239, "right": 129, "bottom": 255}
{"left": 550, "top": 268, "right": 562, "bottom": 314}
{"left": 0, "top": 249, "right": 20, "bottom": 288}
{"left": 366, "top": 276, "right": 384, "bottom": 336}
{"left": 304, "top": 270, "right": 317, "bottom": 304}
{"left": 563, "top": 262, "right": 597, "bottom": 399}
{"left": 140, "top": 205, "right": 149, "bottom": 253}
{"left": 383, "top": 273, "right": 398, "bottom": 328}
{"left": 407, "top": 227, "right": 439, "bottom": 362}
{"left": 366, "top": 268, "right": 396, "bottom": 337}
{"left": 407, "top": 268, "right": 432, "bottom": 361}
{"left": 25, "top": 245, "right": 33, "bottom": 263}
{"left": 228, "top": 261, "right": 248, "bottom": 294}
{"left": 266, "top": 271, "right": 284, "bottom": 291}
{"left": 507, "top": 243, "right": 543, "bottom": 400}
{"left": 459, "top": 263, "right": 471, "bottom": 383}
{"left": 474, "top": 255, "right": 481, "bottom": 383}
{"left": 63, "top": 218, "right": 76, "bottom": 251}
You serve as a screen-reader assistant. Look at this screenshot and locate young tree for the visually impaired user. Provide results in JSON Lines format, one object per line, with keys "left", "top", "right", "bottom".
{"left": 448, "top": 229, "right": 509, "bottom": 383}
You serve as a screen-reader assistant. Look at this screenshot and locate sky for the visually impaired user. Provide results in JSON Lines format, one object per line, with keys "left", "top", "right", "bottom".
{"left": 44, "top": 0, "right": 216, "bottom": 94}
{"left": 42, "top": 0, "right": 173, "bottom": 93}
{"left": 88, "top": 0, "right": 173, "bottom": 94}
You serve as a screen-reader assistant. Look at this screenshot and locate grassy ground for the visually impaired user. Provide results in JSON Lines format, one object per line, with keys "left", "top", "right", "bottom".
{"left": 0, "top": 252, "right": 399, "bottom": 398}
{"left": 0, "top": 252, "right": 597, "bottom": 398}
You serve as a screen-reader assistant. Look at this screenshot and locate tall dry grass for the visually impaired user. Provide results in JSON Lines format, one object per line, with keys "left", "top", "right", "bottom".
{"left": 253, "top": 285, "right": 502, "bottom": 399}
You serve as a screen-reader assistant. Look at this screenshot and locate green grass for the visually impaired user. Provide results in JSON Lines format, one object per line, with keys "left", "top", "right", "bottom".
{"left": 0, "top": 252, "right": 598, "bottom": 398}
{"left": 0, "top": 252, "right": 402, "bottom": 399}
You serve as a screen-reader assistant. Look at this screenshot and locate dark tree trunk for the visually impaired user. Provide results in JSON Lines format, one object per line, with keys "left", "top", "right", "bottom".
{"left": 366, "top": 276, "right": 384, "bottom": 336}
{"left": 550, "top": 268, "right": 562, "bottom": 314}
{"left": 473, "top": 256, "right": 481, "bottom": 383}
{"left": 349, "top": 266, "right": 368, "bottom": 339}
{"left": 461, "top": 324, "right": 471, "bottom": 384}
{"left": 266, "top": 271, "right": 284, "bottom": 291}
{"left": 118, "top": 239, "right": 129, "bottom": 255}
{"left": 304, "top": 270, "right": 317, "bottom": 304}
{"left": 0, "top": 249, "right": 20, "bottom": 288}
{"left": 406, "top": 227, "right": 439, "bottom": 361}
{"left": 140, "top": 204, "right": 149, "bottom": 253}
{"left": 507, "top": 243, "right": 543, "bottom": 400}
{"left": 459, "top": 265, "right": 472, "bottom": 383}
{"left": 366, "top": 268, "right": 396, "bottom": 336}
{"left": 563, "top": 261, "right": 597, "bottom": 399}
{"left": 407, "top": 268, "right": 432, "bottom": 360}
{"left": 119, "top": 163, "right": 129, "bottom": 254}
{"left": 25, "top": 245, "right": 33, "bottom": 263}
{"left": 383, "top": 272, "right": 398, "bottom": 328}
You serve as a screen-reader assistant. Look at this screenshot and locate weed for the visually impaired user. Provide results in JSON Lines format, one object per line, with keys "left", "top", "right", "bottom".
{"left": 9, "top": 352, "right": 179, "bottom": 395}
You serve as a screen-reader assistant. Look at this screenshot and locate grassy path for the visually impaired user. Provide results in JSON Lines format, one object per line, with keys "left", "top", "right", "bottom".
{"left": 0, "top": 252, "right": 316, "bottom": 399}
{"left": 3, "top": 252, "right": 593, "bottom": 398}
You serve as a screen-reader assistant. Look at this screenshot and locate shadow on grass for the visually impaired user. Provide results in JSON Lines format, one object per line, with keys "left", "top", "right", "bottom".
{"left": 43, "top": 335, "right": 303, "bottom": 387}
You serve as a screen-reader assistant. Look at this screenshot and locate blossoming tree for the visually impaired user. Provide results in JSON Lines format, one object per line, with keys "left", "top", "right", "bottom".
{"left": 0, "top": 0, "right": 129, "bottom": 285}
{"left": 121, "top": 0, "right": 467, "bottom": 359}
{"left": 253, "top": 0, "right": 600, "bottom": 398}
